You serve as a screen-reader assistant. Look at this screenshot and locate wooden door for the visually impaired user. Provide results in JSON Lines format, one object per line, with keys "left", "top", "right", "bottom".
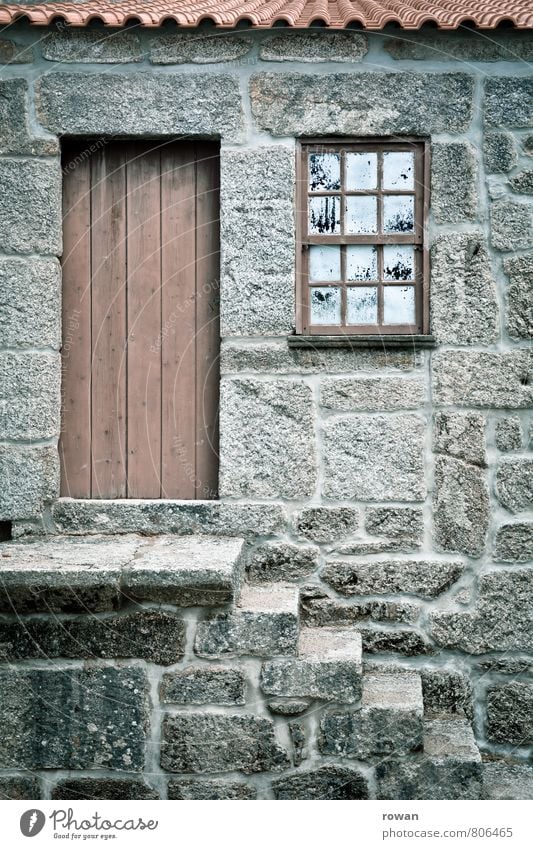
{"left": 60, "top": 141, "right": 220, "bottom": 499}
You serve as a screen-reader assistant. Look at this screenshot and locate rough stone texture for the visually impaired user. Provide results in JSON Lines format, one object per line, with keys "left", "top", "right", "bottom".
{"left": 433, "top": 456, "right": 489, "bottom": 556}
{"left": 195, "top": 583, "right": 299, "bottom": 658}
{"left": 360, "top": 628, "right": 433, "bottom": 656}
{"left": 219, "top": 379, "right": 316, "bottom": 498}
{"left": 0, "top": 258, "right": 61, "bottom": 349}
{"left": 0, "top": 666, "right": 149, "bottom": 770}
{"left": 432, "top": 351, "right": 533, "bottom": 409}
{"left": 260, "top": 627, "right": 362, "bottom": 703}
{"left": 0, "top": 158, "right": 61, "bottom": 254}
{"left": 364, "top": 507, "right": 424, "bottom": 544}
{"left": 0, "top": 444, "right": 59, "bottom": 521}
{"left": 320, "top": 376, "right": 426, "bottom": 411}
{"left": 37, "top": 73, "right": 244, "bottom": 142}
{"left": 0, "top": 79, "right": 57, "bottom": 156}
{"left": 250, "top": 73, "right": 474, "bottom": 135}
{"left": 495, "top": 459, "right": 533, "bottom": 512}
{"left": 483, "top": 762, "right": 533, "bottom": 800}
{"left": 168, "top": 779, "right": 256, "bottom": 800}
{"left": 485, "top": 77, "right": 533, "bottom": 128}
{"left": 487, "top": 684, "right": 533, "bottom": 745}
{"left": 52, "top": 778, "right": 159, "bottom": 800}
{"left": 421, "top": 670, "right": 474, "bottom": 720}
{"left": 272, "top": 766, "right": 369, "bottom": 800}
{"left": 0, "top": 39, "right": 33, "bottom": 64}
{"left": 334, "top": 539, "right": 420, "bottom": 555}
{"left": 260, "top": 31, "right": 368, "bottom": 62}
{"left": 431, "top": 143, "right": 477, "bottom": 223}
{"left": 300, "top": 589, "right": 420, "bottom": 627}
{"left": 160, "top": 667, "right": 245, "bottom": 706}
{"left": 495, "top": 417, "right": 523, "bottom": 452}
{"left": 510, "top": 168, "right": 533, "bottom": 194}
{"left": 161, "top": 713, "right": 289, "bottom": 774}
{"left": 322, "top": 557, "right": 463, "bottom": 599}
{"left": 150, "top": 32, "right": 252, "bottom": 64}
{"left": 0, "top": 775, "right": 40, "bottom": 800}
{"left": 385, "top": 31, "right": 533, "bottom": 61}
{"left": 493, "top": 522, "right": 533, "bottom": 563}
{"left": 294, "top": 506, "right": 360, "bottom": 543}
{"left": 267, "top": 700, "right": 311, "bottom": 717}
{"left": 504, "top": 253, "right": 533, "bottom": 340}
{"left": 0, "top": 611, "right": 186, "bottom": 665}
{"left": 490, "top": 199, "right": 533, "bottom": 251}
{"left": 247, "top": 542, "right": 320, "bottom": 583}
{"left": 289, "top": 720, "right": 306, "bottom": 766}
{"left": 430, "top": 234, "right": 499, "bottom": 344}
{"left": 323, "top": 415, "right": 426, "bottom": 501}
{"left": 476, "top": 659, "right": 533, "bottom": 675}
{"left": 42, "top": 30, "right": 142, "bottom": 63}
{"left": 483, "top": 131, "right": 518, "bottom": 173}
{"left": 0, "top": 353, "right": 60, "bottom": 440}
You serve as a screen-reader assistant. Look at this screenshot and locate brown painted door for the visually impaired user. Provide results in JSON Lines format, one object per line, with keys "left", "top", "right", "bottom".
{"left": 60, "top": 141, "right": 220, "bottom": 499}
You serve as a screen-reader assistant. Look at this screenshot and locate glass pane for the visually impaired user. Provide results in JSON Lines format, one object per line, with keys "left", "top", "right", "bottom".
{"left": 309, "top": 153, "right": 341, "bottom": 191}
{"left": 347, "top": 245, "right": 378, "bottom": 281}
{"left": 345, "top": 196, "right": 377, "bottom": 235}
{"left": 309, "top": 245, "right": 341, "bottom": 282}
{"left": 383, "top": 246, "right": 415, "bottom": 281}
{"left": 309, "top": 196, "right": 340, "bottom": 234}
{"left": 383, "top": 286, "right": 416, "bottom": 324}
{"left": 383, "top": 151, "right": 415, "bottom": 190}
{"left": 383, "top": 195, "right": 414, "bottom": 233}
{"left": 346, "top": 152, "right": 377, "bottom": 190}
{"left": 310, "top": 287, "right": 341, "bottom": 325}
{"left": 347, "top": 287, "right": 377, "bottom": 325}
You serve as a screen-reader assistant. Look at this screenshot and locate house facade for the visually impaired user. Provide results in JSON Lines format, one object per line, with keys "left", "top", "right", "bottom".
{"left": 0, "top": 2, "right": 532, "bottom": 800}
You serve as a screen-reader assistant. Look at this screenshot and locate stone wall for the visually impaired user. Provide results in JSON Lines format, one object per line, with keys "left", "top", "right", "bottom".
{"left": 0, "top": 23, "right": 532, "bottom": 799}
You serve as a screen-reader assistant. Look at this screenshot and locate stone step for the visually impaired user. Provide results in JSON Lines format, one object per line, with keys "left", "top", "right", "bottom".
{"left": 0, "top": 534, "right": 245, "bottom": 611}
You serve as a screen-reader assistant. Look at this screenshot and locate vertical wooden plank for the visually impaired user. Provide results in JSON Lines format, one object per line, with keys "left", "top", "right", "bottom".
{"left": 60, "top": 148, "right": 92, "bottom": 497}
{"left": 194, "top": 142, "right": 220, "bottom": 500}
{"left": 160, "top": 142, "right": 197, "bottom": 499}
{"left": 126, "top": 143, "right": 162, "bottom": 498}
{"left": 91, "top": 145, "right": 127, "bottom": 498}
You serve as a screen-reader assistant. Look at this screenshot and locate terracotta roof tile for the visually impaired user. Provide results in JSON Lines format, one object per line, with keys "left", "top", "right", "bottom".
{"left": 0, "top": 0, "right": 531, "bottom": 29}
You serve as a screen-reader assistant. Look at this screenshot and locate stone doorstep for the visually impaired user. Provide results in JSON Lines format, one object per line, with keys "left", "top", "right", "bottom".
{"left": 0, "top": 534, "right": 245, "bottom": 611}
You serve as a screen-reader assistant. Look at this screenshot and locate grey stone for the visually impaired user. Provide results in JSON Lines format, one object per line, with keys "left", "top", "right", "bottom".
{"left": 0, "top": 258, "right": 61, "bottom": 349}
{"left": 431, "top": 143, "right": 477, "bottom": 223}
{"left": 0, "top": 39, "right": 34, "bottom": 64}
{"left": 495, "top": 417, "right": 523, "bottom": 451}
{"left": 260, "top": 31, "right": 368, "bottom": 62}
{"left": 476, "top": 659, "right": 533, "bottom": 675}
{"left": 320, "top": 376, "right": 426, "bottom": 411}
{"left": 37, "top": 73, "right": 244, "bottom": 142}
{"left": 430, "top": 234, "right": 499, "bottom": 344}
{"left": 504, "top": 253, "right": 533, "bottom": 340}
{"left": 42, "top": 30, "right": 142, "bottom": 63}
{"left": 0, "top": 79, "right": 57, "bottom": 155}
{"left": 221, "top": 147, "right": 295, "bottom": 205}
{"left": 0, "top": 611, "right": 186, "bottom": 665}
{"left": 250, "top": 72, "right": 474, "bottom": 136}
{"left": 496, "top": 459, "right": 533, "bottom": 512}
{"left": 490, "top": 199, "right": 533, "bottom": 251}
{"left": 219, "top": 379, "right": 316, "bottom": 498}
{"left": 0, "top": 353, "right": 60, "bottom": 440}
{"left": 322, "top": 557, "right": 463, "bottom": 599}
{"left": 52, "top": 778, "right": 159, "bottom": 800}
{"left": 485, "top": 77, "right": 533, "bottom": 128}
{"left": 493, "top": 522, "right": 533, "bottom": 563}
{"left": 0, "top": 776, "right": 40, "bottom": 800}
{"left": 421, "top": 670, "right": 474, "bottom": 720}
{"left": 364, "top": 507, "right": 424, "bottom": 544}
{"left": 294, "top": 506, "right": 360, "bottom": 543}
{"left": 168, "top": 779, "right": 256, "bottom": 800}
{"left": 195, "top": 583, "right": 299, "bottom": 658}
{"left": 0, "top": 666, "right": 149, "bottom": 770}
{"left": 0, "top": 159, "right": 61, "bottom": 254}
{"left": 160, "top": 667, "right": 245, "bottom": 705}
{"left": 0, "top": 444, "right": 59, "bottom": 521}
{"left": 267, "top": 700, "right": 311, "bottom": 717}
{"left": 526, "top": 135, "right": 533, "bottom": 154}
{"left": 247, "top": 542, "right": 320, "bottom": 583}
{"left": 272, "top": 765, "right": 369, "bottom": 800}
{"left": 510, "top": 168, "right": 533, "bottom": 194}
{"left": 385, "top": 31, "right": 533, "bottom": 62}
{"left": 323, "top": 414, "right": 426, "bottom": 501}
{"left": 289, "top": 721, "right": 306, "bottom": 766}
{"left": 433, "top": 456, "right": 489, "bottom": 556}
{"left": 483, "top": 762, "right": 533, "bottom": 800}
{"left": 432, "top": 351, "right": 533, "bottom": 409}
{"left": 150, "top": 32, "right": 252, "bottom": 64}
{"left": 260, "top": 627, "right": 362, "bottom": 703}
{"left": 300, "top": 589, "right": 420, "bottom": 627}
{"left": 486, "top": 683, "right": 533, "bottom": 746}
{"left": 332, "top": 539, "right": 420, "bottom": 555}
{"left": 360, "top": 629, "right": 433, "bottom": 656}
{"left": 161, "top": 713, "right": 289, "bottom": 774}
{"left": 483, "top": 131, "right": 518, "bottom": 173}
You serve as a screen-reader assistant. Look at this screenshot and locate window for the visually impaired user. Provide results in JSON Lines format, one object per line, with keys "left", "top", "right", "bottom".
{"left": 296, "top": 139, "right": 430, "bottom": 336}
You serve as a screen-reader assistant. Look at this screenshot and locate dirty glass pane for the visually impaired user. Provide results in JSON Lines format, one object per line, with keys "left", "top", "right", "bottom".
{"left": 310, "top": 287, "right": 341, "bottom": 325}
{"left": 309, "top": 196, "right": 340, "bottom": 234}
{"left": 383, "top": 151, "right": 415, "bottom": 190}
{"left": 345, "top": 152, "right": 377, "bottom": 190}
{"left": 383, "top": 286, "right": 415, "bottom": 324}
{"left": 345, "top": 196, "right": 377, "bottom": 235}
{"left": 309, "top": 245, "right": 341, "bottom": 281}
{"left": 383, "top": 245, "right": 415, "bottom": 281}
{"left": 346, "top": 287, "right": 377, "bottom": 324}
{"left": 309, "top": 153, "right": 341, "bottom": 191}
{"left": 346, "top": 245, "right": 378, "bottom": 281}
{"left": 383, "top": 195, "right": 414, "bottom": 233}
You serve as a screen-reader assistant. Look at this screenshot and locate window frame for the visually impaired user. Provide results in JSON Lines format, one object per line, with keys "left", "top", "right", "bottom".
{"left": 295, "top": 137, "right": 431, "bottom": 336}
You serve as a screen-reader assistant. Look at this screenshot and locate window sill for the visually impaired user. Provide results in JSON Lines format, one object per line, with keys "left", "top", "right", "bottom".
{"left": 287, "top": 334, "right": 436, "bottom": 350}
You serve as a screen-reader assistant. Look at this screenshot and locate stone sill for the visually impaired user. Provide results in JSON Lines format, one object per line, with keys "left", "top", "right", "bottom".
{"left": 287, "top": 335, "right": 437, "bottom": 350}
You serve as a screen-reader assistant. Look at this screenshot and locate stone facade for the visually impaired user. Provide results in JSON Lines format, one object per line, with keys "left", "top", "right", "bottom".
{"left": 0, "top": 22, "right": 531, "bottom": 800}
